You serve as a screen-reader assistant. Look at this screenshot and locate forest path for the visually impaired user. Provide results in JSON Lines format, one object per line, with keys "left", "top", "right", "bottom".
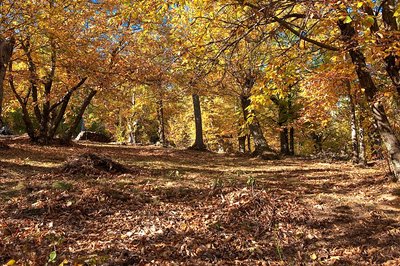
{"left": 0, "top": 142, "right": 399, "bottom": 265}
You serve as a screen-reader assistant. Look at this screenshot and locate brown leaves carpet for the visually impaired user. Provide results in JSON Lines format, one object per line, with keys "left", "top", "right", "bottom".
{"left": 1, "top": 141, "right": 399, "bottom": 265}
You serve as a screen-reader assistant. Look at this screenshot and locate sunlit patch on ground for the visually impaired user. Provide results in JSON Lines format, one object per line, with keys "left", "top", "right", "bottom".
{"left": 1, "top": 141, "right": 399, "bottom": 265}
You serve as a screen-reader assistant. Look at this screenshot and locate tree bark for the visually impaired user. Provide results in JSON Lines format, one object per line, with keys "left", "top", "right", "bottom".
{"left": 240, "top": 94, "right": 276, "bottom": 157}
{"left": 238, "top": 136, "right": 246, "bottom": 153}
{"left": 247, "top": 134, "right": 251, "bottom": 152}
{"left": 347, "top": 80, "right": 360, "bottom": 164}
{"left": 280, "top": 127, "right": 289, "bottom": 155}
{"left": 63, "top": 90, "right": 97, "bottom": 143}
{"left": 358, "top": 113, "right": 367, "bottom": 166}
{"left": 369, "top": 123, "right": 384, "bottom": 159}
{"left": 0, "top": 65, "right": 5, "bottom": 127}
{"left": 48, "top": 77, "right": 87, "bottom": 139}
{"left": 339, "top": 19, "right": 400, "bottom": 180}
{"left": 289, "top": 127, "right": 295, "bottom": 156}
{"left": 271, "top": 94, "right": 291, "bottom": 155}
{"left": 311, "top": 132, "right": 323, "bottom": 153}
{"left": 157, "top": 97, "right": 166, "bottom": 146}
{"left": 0, "top": 36, "right": 15, "bottom": 126}
{"left": 190, "top": 94, "right": 206, "bottom": 150}
{"left": 9, "top": 77, "right": 36, "bottom": 140}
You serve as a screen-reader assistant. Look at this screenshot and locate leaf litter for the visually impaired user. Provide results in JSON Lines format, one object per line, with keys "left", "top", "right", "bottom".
{"left": 0, "top": 142, "right": 399, "bottom": 265}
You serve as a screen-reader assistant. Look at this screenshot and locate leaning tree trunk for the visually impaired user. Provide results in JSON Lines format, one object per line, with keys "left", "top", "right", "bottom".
{"left": 62, "top": 90, "right": 97, "bottom": 143}
{"left": 240, "top": 95, "right": 276, "bottom": 158}
{"left": 0, "top": 36, "right": 15, "bottom": 126}
{"left": 339, "top": 19, "right": 400, "bottom": 180}
{"left": 190, "top": 94, "right": 206, "bottom": 150}
{"left": 9, "top": 76, "right": 36, "bottom": 140}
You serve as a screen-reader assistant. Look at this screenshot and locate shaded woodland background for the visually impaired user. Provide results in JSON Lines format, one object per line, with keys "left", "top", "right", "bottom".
{"left": 0, "top": 1, "right": 399, "bottom": 167}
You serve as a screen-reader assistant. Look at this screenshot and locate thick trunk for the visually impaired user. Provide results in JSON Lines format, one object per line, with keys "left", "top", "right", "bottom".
{"left": 190, "top": 94, "right": 206, "bottom": 150}
{"left": 280, "top": 127, "right": 289, "bottom": 155}
{"left": 289, "top": 127, "right": 295, "bottom": 156}
{"left": 373, "top": 102, "right": 400, "bottom": 180}
{"left": 157, "top": 98, "right": 166, "bottom": 146}
{"left": 0, "top": 36, "right": 15, "bottom": 125}
{"left": 240, "top": 95, "right": 275, "bottom": 157}
{"left": 369, "top": 123, "right": 384, "bottom": 159}
{"left": 238, "top": 136, "right": 246, "bottom": 153}
{"left": 63, "top": 90, "right": 97, "bottom": 143}
{"left": 347, "top": 81, "right": 360, "bottom": 164}
{"left": 19, "top": 104, "right": 35, "bottom": 140}
{"left": 339, "top": 20, "right": 400, "bottom": 180}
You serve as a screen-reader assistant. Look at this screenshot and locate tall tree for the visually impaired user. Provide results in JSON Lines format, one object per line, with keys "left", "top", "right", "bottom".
{"left": 0, "top": 36, "right": 14, "bottom": 127}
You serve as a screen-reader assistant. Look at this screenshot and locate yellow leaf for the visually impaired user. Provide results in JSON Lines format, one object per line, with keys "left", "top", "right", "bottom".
{"left": 394, "top": 7, "right": 400, "bottom": 17}
{"left": 310, "top": 253, "right": 317, "bottom": 260}
{"left": 343, "top": 16, "right": 352, "bottom": 24}
{"left": 357, "top": 2, "right": 363, "bottom": 8}
{"left": 6, "top": 260, "right": 16, "bottom": 266}
{"left": 59, "top": 259, "right": 68, "bottom": 266}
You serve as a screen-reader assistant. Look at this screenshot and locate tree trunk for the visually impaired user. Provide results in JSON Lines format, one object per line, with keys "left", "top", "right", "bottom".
{"left": 289, "top": 127, "right": 295, "bottom": 156}
{"left": 238, "top": 136, "right": 246, "bottom": 153}
{"left": 0, "top": 65, "right": 5, "bottom": 127}
{"left": 128, "top": 120, "right": 139, "bottom": 144}
{"left": 339, "top": 19, "right": 400, "bottom": 180}
{"left": 359, "top": 113, "right": 367, "bottom": 166}
{"left": 9, "top": 77, "right": 36, "bottom": 140}
{"left": 347, "top": 80, "right": 360, "bottom": 164}
{"left": 311, "top": 132, "right": 323, "bottom": 153}
{"left": 157, "top": 98, "right": 166, "bottom": 146}
{"left": 47, "top": 78, "right": 87, "bottom": 140}
{"left": 190, "top": 94, "right": 206, "bottom": 150}
{"left": 240, "top": 95, "right": 276, "bottom": 158}
{"left": 0, "top": 36, "right": 15, "bottom": 126}
{"left": 369, "top": 123, "right": 384, "bottom": 160}
{"left": 280, "top": 127, "right": 289, "bottom": 155}
{"left": 63, "top": 90, "right": 97, "bottom": 143}
{"left": 381, "top": 1, "right": 400, "bottom": 94}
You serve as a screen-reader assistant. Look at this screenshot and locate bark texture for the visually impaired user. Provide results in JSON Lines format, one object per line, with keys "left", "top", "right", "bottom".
{"left": 240, "top": 94, "right": 277, "bottom": 159}
{"left": 157, "top": 97, "right": 166, "bottom": 146}
{"left": 347, "top": 80, "right": 360, "bottom": 164}
{"left": 0, "top": 36, "right": 15, "bottom": 126}
{"left": 190, "top": 94, "right": 206, "bottom": 150}
{"left": 339, "top": 20, "right": 400, "bottom": 180}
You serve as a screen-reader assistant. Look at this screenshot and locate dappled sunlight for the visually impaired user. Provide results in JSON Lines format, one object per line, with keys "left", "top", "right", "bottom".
{"left": 1, "top": 143, "right": 399, "bottom": 264}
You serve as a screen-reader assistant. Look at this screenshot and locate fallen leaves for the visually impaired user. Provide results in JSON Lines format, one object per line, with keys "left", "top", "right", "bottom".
{"left": 0, "top": 143, "right": 399, "bottom": 265}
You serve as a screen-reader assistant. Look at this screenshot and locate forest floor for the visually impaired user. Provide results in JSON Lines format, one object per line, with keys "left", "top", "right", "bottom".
{"left": 1, "top": 139, "right": 400, "bottom": 265}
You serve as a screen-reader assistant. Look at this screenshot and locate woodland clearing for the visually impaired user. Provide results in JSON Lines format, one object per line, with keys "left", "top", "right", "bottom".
{"left": 0, "top": 140, "right": 399, "bottom": 265}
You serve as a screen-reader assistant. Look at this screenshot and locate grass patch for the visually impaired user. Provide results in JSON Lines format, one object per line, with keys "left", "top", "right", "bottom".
{"left": 52, "top": 181, "right": 73, "bottom": 191}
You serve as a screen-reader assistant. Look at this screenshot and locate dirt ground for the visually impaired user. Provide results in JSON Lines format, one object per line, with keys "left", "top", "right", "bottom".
{"left": 1, "top": 140, "right": 399, "bottom": 265}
